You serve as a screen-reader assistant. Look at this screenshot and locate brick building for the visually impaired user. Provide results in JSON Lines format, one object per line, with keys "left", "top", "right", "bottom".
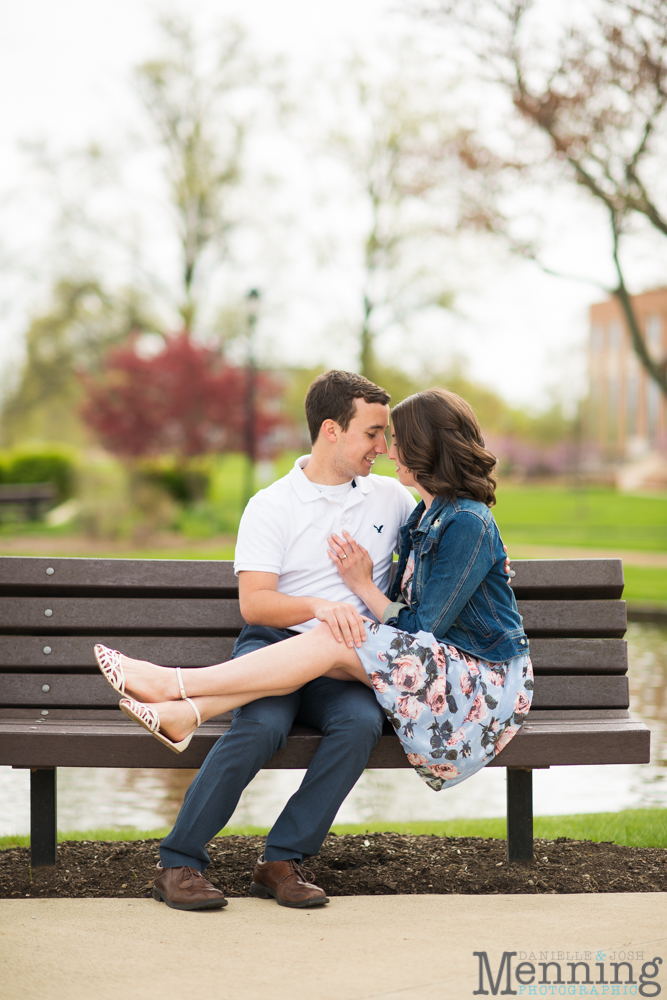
{"left": 588, "top": 287, "right": 667, "bottom": 463}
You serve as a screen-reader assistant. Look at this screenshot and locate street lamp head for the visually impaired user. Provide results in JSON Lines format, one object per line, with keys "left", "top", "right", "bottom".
{"left": 246, "top": 287, "right": 261, "bottom": 324}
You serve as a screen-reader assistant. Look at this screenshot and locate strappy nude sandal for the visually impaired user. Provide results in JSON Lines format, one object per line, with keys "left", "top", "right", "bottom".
{"left": 95, "top": 644, "right": 127, "bottom": 696}
{"left": 95, "top": 643, "right": 190, "bottom": 704}
{"left": 119, "top": 696, "right": 201, "bottom": 754}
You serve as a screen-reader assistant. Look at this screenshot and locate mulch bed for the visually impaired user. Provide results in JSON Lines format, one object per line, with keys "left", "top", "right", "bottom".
{"left": 2, "top": 833, "right": 666, "bottom": 899}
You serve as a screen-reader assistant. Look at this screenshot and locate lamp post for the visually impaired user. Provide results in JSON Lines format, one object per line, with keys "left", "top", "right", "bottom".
{"left": 242, "top": 288, "right": 260, "bottom": 510}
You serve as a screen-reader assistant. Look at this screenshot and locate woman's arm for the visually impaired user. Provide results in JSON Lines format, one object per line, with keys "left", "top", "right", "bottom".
{"left": 239, "top": 570, "right": 368, "bottom": 646}
{"left": 327, "top": 531, "right": 392, "bottom": 622}
{"left": 385, "top": 512, "right": 495, "bottom": 636}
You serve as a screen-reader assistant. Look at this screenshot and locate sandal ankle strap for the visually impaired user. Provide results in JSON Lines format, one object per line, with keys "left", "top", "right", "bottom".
{"left": 174, "top": 666, "right": 200, "bottom": 728}
{"left": 184, "top": 696, "right": 201, "bottom": 728}
{"left": 175, "top": 665, "right": 187, "bottom": 700}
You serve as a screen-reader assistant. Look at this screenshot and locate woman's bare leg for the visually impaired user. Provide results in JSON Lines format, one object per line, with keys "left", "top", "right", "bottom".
{"left": 136, "top": 687, "right": 298, "bottom": 744}
{"left": 118, "top": 624, "right": 371, "bottom": 743}
{"left": 113, "top": 624, "right": 370, "bottom": 705}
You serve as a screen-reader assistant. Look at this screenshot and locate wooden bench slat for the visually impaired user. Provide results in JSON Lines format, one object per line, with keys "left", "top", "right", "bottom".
{"left": 0, "top": 484, "right": 56, "bottom": 501}
{"left": 0, "top": 635, "right": 627, "bottom": 674}
{"left": 0, "top": 674, "right": 122, "bottom": 707}
{"left": 1, "top": 556, "right": 626, "bottom": 600}
{"left": 0, "top": 673, "right": 630, "bottom": 710}
{"left": 510, "top": 558, "right": 624, "bottom": 600}
{"left": 525, "top": 708, "right": 631, "bottom": 720}
{"left": 491, "top": 719, "right": 650, "bottom": 767}
{"left": 2, "top": 709, "right": 133, "bottom": 721}
{"left": 526, "top": 638, "right": 627, "bottom": 674}
{"left": 0, "top": 636, "right": 238, "bottom": 669}
{"left": 0, "top": 597, "right": 626, "bottom": 637}
{"left": 0, "top": 707, "right": 633, "bottom": 723}
{"left": 0, "top": 597, "right": 245, "bottom": 633}
{"left": 0, "top": 716, "right": 649, "bottom": 769}
{"left": 518, "top": 600, "right": 626, "bottom": 637}
{"left": 0, "top": 556, "right": 237, "bottom": 595}
{"left": 530, "top": 675, "right": 628, "bottom": 709}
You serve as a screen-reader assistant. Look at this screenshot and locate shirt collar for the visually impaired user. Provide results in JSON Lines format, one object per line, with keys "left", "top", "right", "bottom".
{"left": 289, "top": 455, "right": 375, "bottom": 503}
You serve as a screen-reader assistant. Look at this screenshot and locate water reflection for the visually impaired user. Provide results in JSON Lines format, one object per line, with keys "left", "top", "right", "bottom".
{"left": 625, "top": 623, "right": 667, "bottom": 807}
{"left": 1, "top": 624, "right": 665, "bottom": 836}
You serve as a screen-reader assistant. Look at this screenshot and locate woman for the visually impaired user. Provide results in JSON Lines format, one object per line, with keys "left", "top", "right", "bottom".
{"left": 94, "top": 388, "right": 533, "bottom": 792}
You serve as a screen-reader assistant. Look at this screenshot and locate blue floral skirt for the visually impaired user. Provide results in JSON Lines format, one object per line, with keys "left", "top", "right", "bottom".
{"left": 357, "top": 622, "right": 534, "bottom": 791}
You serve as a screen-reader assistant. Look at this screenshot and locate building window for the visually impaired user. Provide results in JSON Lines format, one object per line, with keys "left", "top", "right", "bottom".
{"left": 609, "top": 320, "right": 622, "bottom": 351}
{"left": 627, "top": 374, "right": 639, "bottom": 436}
{"left": 608, "top": 376, "right": 619, "bottom": 444}
{"left": 647, "top": 379, "right": 660, "bottom": 443}
{"left": 646, "top": 315, "right": 663, "bottom": 359}
{"left": 591, "top": 323, "right": 604, "bottom": 353}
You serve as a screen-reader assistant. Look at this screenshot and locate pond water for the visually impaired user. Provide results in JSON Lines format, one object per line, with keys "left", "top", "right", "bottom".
{"left": 1, "top": 623, "right": 666, "bottom": 836}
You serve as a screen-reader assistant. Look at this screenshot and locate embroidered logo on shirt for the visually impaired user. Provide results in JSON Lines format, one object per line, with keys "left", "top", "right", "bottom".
{"left": 373, "top": 524, "right": 384, "bottom": 533}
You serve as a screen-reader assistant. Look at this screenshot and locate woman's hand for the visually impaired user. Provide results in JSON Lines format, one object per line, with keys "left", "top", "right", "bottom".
{"left": 328, "top": 531, "right": 374, "bottom": 594}
{"left": 312, "top": 599, "right": 367, "bottom": 647}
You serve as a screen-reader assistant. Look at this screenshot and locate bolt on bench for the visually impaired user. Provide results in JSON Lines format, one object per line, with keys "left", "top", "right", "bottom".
{"left": 0, "top": 555, "right": 650, "bottom": 867}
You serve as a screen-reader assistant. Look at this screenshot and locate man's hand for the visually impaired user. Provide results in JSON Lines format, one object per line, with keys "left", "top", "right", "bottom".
{"left": 503, "top": 544, "right": 515, "bottom": 585}
{"left": 312, "top": 599, "right": 368, "bottom": 648}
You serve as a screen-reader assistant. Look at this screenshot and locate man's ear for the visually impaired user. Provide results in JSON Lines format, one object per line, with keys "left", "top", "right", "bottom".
{"left": 319, "top": 418, "right": 340, "bottom": 444}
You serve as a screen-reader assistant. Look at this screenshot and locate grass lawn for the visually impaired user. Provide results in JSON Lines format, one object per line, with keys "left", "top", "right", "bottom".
{"left": 2, "top": 810, "right": 666, "bottom": 851}
{"left": 1, "top": 475, "right": 665, "bottom": 602}
{"left": 623, "top": 565, "right": 667, "bottom": 606}
{"left": 493, "top": 484, "right": 667, "bottom": 552}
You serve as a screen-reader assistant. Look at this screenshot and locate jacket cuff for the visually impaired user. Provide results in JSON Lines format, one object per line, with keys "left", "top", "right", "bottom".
{"left": 382, "top": 601, "right": 408, "bottom": 625}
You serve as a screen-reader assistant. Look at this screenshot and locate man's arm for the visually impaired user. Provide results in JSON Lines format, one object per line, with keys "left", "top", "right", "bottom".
{"left": 238, "top": 571, "right": 368, "bottom": 647}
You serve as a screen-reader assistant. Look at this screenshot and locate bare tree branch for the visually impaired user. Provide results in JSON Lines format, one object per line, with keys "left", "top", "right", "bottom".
{"left": 136, "top": 16, "right": 258, "bottom": 331}
{"left": 424, "top": 0, "right": 667, "bottom": 396}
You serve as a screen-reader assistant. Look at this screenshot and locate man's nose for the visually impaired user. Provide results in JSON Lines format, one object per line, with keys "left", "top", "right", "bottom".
{"left": 376, "top": 435, "right": 388, "bottom": 455}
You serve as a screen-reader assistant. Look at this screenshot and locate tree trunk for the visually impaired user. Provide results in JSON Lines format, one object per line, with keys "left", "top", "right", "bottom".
{"left": 360, "top": 295, "right": 374, "bottom": 379}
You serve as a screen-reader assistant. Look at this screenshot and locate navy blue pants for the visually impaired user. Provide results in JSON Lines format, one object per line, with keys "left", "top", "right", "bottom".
{"left": 160, "top": 624, "right": 385, "bottom": 872}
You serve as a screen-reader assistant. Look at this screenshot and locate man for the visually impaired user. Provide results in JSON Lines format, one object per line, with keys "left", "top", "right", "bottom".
{"left": 154, "top": 370, "right": 416, "bottom": 910}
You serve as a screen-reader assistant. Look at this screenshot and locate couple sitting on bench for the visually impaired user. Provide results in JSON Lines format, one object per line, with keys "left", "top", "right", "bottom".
{"left": 94, "top": 370, "right": 532, "bottom": 910}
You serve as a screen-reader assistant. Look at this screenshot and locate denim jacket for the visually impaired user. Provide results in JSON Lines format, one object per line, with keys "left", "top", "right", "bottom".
{"left": 383, "top": 496, "right": 528, "bottom": 663}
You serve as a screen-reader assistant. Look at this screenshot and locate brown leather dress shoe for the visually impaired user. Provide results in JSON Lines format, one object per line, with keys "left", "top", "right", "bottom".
{"left": 152, "top": 864, "right": 228, "bottom": 911}
{"left": 250, "top": 856, "right": 329, "bottom": 908}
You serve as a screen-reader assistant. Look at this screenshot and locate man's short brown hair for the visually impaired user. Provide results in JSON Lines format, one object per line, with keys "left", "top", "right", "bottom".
{"left": 304, "top": 370, "right": 390, "bottom": 444}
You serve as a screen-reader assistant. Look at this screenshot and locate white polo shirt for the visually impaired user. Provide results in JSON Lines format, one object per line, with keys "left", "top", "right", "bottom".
{"left": 234, "top": 455, "right": 416, "bottom": 631}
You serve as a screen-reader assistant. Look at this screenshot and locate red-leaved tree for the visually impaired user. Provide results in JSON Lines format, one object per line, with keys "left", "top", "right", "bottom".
{"left": 81, "top": 332, "right": 284, "bottom": 459}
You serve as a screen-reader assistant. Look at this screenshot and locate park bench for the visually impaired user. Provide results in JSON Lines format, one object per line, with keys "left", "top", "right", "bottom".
{"left": 0, "top": 555, "right": 650, "bottom": 868}
{"left": 0, "top": 484, "right": 56, "bottom": 522}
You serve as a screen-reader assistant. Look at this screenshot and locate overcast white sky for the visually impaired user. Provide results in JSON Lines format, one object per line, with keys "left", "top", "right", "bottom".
{"left": 1, "top": 0, "right": 661, "bottom": 412}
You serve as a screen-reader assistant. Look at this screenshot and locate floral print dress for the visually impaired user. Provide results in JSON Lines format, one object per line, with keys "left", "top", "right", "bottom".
{"left": 356, "top": 551, "right": 534, "bottom": 791}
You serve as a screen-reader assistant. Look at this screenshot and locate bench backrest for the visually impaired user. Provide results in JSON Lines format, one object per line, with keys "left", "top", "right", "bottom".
{"left": 0, "top": 556, "right": 627, "bottom": 719}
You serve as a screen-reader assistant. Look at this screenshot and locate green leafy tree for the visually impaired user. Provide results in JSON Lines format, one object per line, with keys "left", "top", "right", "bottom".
{"left": 1, "top": 280, "right": 153, "bottom": 446}
{"left": 2, "top": 16, "right": 268, "bottom": 449}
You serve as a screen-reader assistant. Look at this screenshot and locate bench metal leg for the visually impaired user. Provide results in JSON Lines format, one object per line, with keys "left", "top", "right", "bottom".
{"left": 506, "top": 767, "right": 533, "bottom": 863}
{"left": 30, "top": 768, "right": 57, "bottom": 866}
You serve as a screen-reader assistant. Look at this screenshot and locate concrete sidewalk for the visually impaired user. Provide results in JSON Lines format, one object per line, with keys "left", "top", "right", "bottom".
{"left": 2, "top": 894, "right": 665, "bottom": 1000}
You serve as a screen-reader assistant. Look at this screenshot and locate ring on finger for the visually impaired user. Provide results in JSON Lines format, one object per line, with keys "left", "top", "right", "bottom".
{"left": 341, "top": 554, "right": 347, "bottom": 559}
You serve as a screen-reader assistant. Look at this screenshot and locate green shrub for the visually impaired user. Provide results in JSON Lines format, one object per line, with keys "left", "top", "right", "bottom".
{"left": 1, "top": 444, "right": 78, "bottom": 502}
{"left": 140, "top": 457, "right": 211, "bottom": 506}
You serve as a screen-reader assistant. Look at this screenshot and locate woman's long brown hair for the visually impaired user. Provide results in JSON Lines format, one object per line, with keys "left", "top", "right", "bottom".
{"left": 391, "top": 388, "right": 497, "bottom": 507}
